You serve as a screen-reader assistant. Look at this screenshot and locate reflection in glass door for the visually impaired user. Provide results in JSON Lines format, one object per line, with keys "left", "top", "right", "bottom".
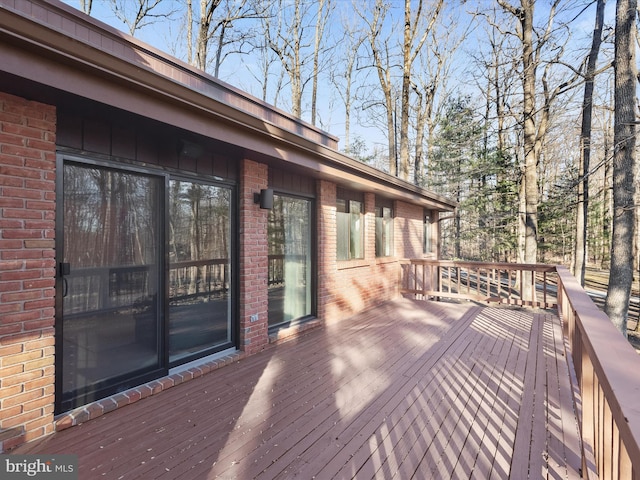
{"left": 268, "top": 194, "right": 313, "bottom": 327}
{"left": 168, "top": 180, "right": 232, "bottom": 364}
{"left": 60, "top": 163, "right": 162, "bottom": 410}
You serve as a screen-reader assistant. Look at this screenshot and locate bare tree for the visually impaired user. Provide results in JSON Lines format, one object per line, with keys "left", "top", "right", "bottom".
{"left": 413, "top": 8, "right": 469, "bottom": 186}
{"left": 244, "top": 33, "right": 285, "bottom": 105}
{"left": 193, "top": 0, "right": 221, "bottom": 70}
{"left": 310, "top": 0, "right": 331, "bottom": 126}
{"left": 188, "top": 0, "right": 266, "bottom": 75}
{"left": 107, "top": 0, "right": 177, "bottom": 36}
{"left": 574, "top": 0, "right": 607, "bottom": 286}
{"left": 359, "top": 0, "right": 397, "bottom": 175}
{"left": 264, "top": 0, "right": 324, "bottom": 118}
{"left": 398, "top": 0, "right": 443, "bottom": 181}
{"left": 330, "top": 10, "right": 365, "bottom": 153}
{"left": 500, "top": 0, "right": 542, "bottom": 273}
{"left": 187, "top": 0, "right": 194, "bottom": 64}
{"left": 605, "top": 0, "right": 637, "bottom": 337}
{"left": 491, "top": 0, "right": 583, "bottom": 299}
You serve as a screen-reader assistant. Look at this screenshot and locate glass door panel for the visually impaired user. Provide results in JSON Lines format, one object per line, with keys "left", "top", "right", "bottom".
{"left": 168, "top": 180, "right": 232, "bottom": 363}
{"left": 61, "top": 163, "right": 162, "bottom": 408}
{"left": 268, "top": 195, "right": 312, "bottom": 327}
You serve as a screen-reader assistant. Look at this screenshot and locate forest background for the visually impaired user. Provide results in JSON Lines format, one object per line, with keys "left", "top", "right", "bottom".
{"left": 65, "top": 0, "right": 639, "bottom": 334}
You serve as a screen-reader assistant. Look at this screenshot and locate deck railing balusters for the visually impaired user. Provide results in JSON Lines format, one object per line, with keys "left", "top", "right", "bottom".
{"left": 400, "top": 260, "right": 640, "bottom": 480}
{"left": 400, "top": 260, "right": 556, "bottom": 309}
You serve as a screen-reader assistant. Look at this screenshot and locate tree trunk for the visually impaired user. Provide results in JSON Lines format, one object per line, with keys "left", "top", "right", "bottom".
{"left": 602, "top": 120, "right": 612, "bottom": 268}
{"left": 574, "top": 0, "right": 605, "bottom": 286}
{"left": 80, "top": 0, "right": 93, "bottom": 14}
{"left": 399, "top": 0, "right": 413, "bottom": 181}
{"left": 413, "top": 88, "right": 425, "bottom": 185}
{"left": 366, "top": 0, "right": 396, "bottom": 175}
{"left": 605, "top": 0, "right": 637, "bottom": 337}
{"left": 196, "top": 0, "right": 209, "bottom": 69}
{"left": 310, "top": 0, "right": 326, "bottom": 126}
{"left": 213, "top": 21, "right": 229, "bottom": 77}
{"left": 186, "top": 0, "right": 193, "bottom": 65}
{"left": 290, "top": 0, "right": 302, "bottom": 118}
{"left": 521, "top": 0, "right": 538, "bottom": 270}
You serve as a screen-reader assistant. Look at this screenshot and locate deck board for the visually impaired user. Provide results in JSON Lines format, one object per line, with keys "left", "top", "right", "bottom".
{"left": 13, "top": 298, "right": 582, "bottom": 479}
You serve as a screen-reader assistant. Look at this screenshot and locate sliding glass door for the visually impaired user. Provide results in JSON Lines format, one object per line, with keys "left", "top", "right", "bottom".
{"left": 60, "top": 163, "right": 163, "bottom": 410}
{"left": 58, "top": 159, "right": 235, "bottom": 411}
{"left": 168, "top": 180, "right": 232, "bottom": 364}
{"left": 267, "top": 194, "right": 313, "bottom": 328}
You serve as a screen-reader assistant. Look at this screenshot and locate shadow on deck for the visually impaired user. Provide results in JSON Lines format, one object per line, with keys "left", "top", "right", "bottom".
{"left": 14, "top": 298, "right": 581, "bottom": 479}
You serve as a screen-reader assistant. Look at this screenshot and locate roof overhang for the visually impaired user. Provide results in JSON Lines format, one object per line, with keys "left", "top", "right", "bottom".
{"left": 0, "top": 0, "right": 457, "bottom": 212}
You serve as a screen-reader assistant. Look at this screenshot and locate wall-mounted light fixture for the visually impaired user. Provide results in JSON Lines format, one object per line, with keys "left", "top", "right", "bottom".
{"left": 254, "top": 188, "right": 274, "bottom": 209}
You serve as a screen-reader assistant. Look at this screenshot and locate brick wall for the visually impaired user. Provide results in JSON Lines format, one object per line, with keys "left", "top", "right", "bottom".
{"left": 316, "top": 180, "right": 337, "bottom": 321}
{"left": 318, "top": 192, "right": 435, "bottom": 322}
{"left": 0, "top": 92, "right": 441, "bottom": 452}
{"left": 239, "top": 159, "right": 269, "bottom": 355}
{"left": 0, "top": 92, "right": 56, "bottom": 451}
{"left": 394, "top": 200, "right": 426, "bottom": 259}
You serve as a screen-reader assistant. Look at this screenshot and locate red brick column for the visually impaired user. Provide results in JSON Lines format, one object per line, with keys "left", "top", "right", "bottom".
{"left": 316, "top": 180, "right": 337, "bottom": 322}
{"left": 0, "top": 93, "right": 56, "bottom": 451}
{"left": 364, "top": 192, "right": 376, "bottom": 261}
{"left": 238, "top": 159, "right": 269, "bottom": 354}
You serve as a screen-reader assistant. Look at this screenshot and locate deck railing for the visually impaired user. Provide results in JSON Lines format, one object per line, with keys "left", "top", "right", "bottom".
{"left": 401, "top": 259, "right": 640, "bottom": 479}
{"left": 400, "top": 259, "right": 558, "bottom": 309}
{"left": 556, "top": 266, "right": 640, "bottom": 480}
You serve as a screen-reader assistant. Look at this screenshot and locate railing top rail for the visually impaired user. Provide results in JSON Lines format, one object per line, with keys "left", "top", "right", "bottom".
{"left": 556, "top": 265, "right": 640, "bottom": 463}
{"left": 401, "top": 259, "right": 558, "bottom": 272}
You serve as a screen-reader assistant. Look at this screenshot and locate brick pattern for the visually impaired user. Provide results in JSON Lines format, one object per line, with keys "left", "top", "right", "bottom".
{"left": 394, "top": 200, "right": 427, "bottom": 259}
{"left": 0, "top": 92, "right": 443, "bottom": 452}
{"left": 0, "top": 93, "right": 56, "bottom": 452}
{"left": 238, "top": 159, "right": 269, "bottom": 355}
{"left": 320, "top": 195, "right": 432, "bottom": 322}
{"left": 316, "top": 180, "right": 337, "bottom": 321}
{"left": 53, "top": 350, "right": 244, "bottom": 433}
{"left": 333, "top": 193, "right": 388, "bottom": 316}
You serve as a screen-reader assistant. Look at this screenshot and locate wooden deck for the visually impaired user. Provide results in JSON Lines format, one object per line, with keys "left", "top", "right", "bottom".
{"left": 14, "top": 298, "right": 582, "bottom": 479}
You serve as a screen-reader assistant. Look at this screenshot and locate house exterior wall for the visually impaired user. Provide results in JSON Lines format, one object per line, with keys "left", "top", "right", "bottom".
{"left": 239, "top": 159, "right": 269, "bottom": 355}
{"left": 0, "top": 90, "right": 446, "bottom": 452}
{"left": 0, "top": 92, "right": 57, "bottom": 451}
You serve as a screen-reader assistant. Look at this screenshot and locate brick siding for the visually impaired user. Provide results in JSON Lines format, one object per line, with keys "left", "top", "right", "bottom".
{"left": 318, "top": 195, "right": 430, "bottom": 323}
{"left": 238, "top": 159, "right": 269, "bottom": 355}
{"left": 0, "top": 92, "right": 441, "bottom": 452}
{"left": 394, "top": 200, "right": 426, "bottom": 259}
{"left": 0, "top": 92, "right": 56, "bottom": 451}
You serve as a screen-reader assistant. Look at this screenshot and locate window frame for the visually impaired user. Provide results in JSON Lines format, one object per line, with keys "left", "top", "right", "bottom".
{"left": 375, "top": 203, "right": 394, "bottom": 258}
{"left": 423, "top": 209, "right": 433, "bottom": 255}
{"left": 336, "top": 189, "right": 364, "bottom": 261}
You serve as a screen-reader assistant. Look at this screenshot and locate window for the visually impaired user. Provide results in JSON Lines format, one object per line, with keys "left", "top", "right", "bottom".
{"left": 375, "top": 205, "right": 394, "bottom": 257}
{"left": 267, "top": 194, "right": 313, "bottom": 328}
{"left": 424, "top": 210, "right": 433, "bottom": 254}
{"left": 337, "top": 189, "right": 364, "bottom": 260}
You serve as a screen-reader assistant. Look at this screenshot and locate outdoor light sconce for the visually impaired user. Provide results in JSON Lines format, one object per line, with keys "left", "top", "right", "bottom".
{"left": 254, "top": 188, "right": 274, "bottom": 209}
